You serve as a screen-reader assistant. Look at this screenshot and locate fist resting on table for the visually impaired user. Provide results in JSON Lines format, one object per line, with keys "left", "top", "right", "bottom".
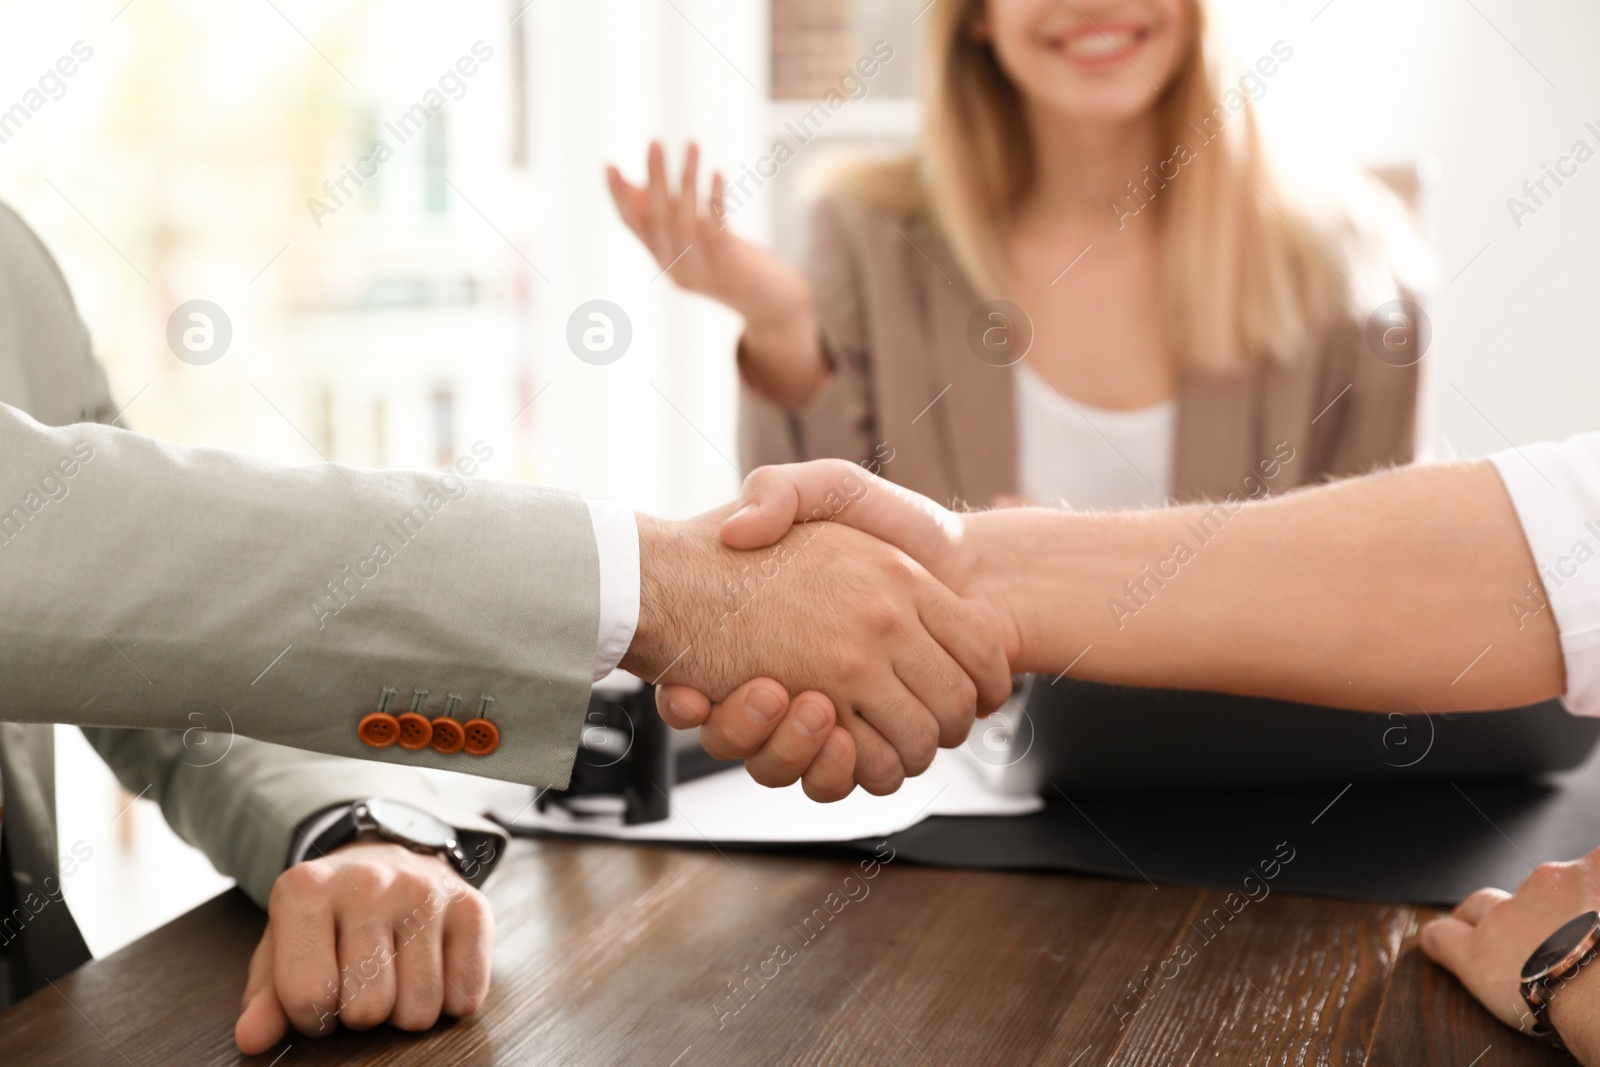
{"left": 234, "top": 840, "right": 492, "bottom": 1055}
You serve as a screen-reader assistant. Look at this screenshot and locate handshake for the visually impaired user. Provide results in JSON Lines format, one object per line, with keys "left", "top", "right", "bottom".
{"left": 618, "top": 459, "right": 1029, "bottom": 802}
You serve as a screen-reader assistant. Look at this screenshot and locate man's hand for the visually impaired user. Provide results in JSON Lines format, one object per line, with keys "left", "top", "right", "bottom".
{"left": 624, "top": 503, "right": 1011, "bottom": 796}
{"left": 715, "top": 460, "right": 1021, "bottom": 645}
{"left": 653, "top": 461, "right": 1021, "bottom": 798}
{"left": 1422, "top": 850, "right": 1600, "bottom": 1061}
{"left": 659, "top": 677, "right": 860, "bottom": 801}
{"left": 662, "top": 457, "right": 1566, "bottom": 788}
{"left": 234, "top": 841, "right": 493, "bottom": 1055}
{"left": 719, "top": 460, "right": 984, "bottom": 591}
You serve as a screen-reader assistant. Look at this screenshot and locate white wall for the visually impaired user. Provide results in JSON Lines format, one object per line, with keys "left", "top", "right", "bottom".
{"left": 1260, "top": 0, "right": 1600, "bottom": 452}
{"left": 523, "top": 0, "right": 767, "bottom": 518}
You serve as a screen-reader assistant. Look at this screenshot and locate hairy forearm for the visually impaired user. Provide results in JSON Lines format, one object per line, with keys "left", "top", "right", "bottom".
{"left": 621, "top": 513, "right": 706, "bottom": 685}
{"left": 621, "top": 511, "right": 813, "bottom": 699}
{"left": 972, "top": 461, "right": 1566, "bottom": 712}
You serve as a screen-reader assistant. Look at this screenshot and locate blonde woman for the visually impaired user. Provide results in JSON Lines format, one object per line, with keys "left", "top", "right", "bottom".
{"left": 608, "top": 0, "right": 1428, "bottom": 511}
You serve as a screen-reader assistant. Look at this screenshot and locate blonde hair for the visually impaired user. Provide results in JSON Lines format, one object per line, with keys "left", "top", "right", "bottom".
{"left": 841, "top": 0, "right": 1426, "bottom": 374}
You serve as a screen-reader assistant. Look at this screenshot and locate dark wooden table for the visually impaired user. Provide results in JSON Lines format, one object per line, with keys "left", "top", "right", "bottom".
{"left": 0, "top": 837, "right": 1571, "bottom": 1065}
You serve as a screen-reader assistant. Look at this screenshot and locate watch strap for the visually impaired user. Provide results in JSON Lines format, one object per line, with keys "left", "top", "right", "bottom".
{"left": 1520, "top": 911, "right": 1600, "bottom": 1049}
{"left": 294, "top": 809, "right": 366, "bottom": 870}
{"left": 1523, "top": 977, "right": 1569, "bottom": 1050}
{"left": 290, "top": 800, "right": 486, "bottom": 887}
{"left": 288, "top": 803, "right": 364, "bottom": 867}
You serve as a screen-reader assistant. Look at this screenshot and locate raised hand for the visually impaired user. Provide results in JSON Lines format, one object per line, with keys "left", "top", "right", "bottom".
{"left": 604, "top": 141, "right": 827, "bottom": 406}
{"left": 623, "top": 505, "right": 1011, "bottom": 797}
{"left": 606, "top": 140, "right": 736, "bottom": 302}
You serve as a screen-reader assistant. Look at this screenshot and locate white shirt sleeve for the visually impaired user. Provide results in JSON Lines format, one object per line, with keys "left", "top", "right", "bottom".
{"left": 585, "top": 498, "right": 641, "bottom": 681}
{"left": 1489, "top": 433, "right": 1600, "bottom": 717}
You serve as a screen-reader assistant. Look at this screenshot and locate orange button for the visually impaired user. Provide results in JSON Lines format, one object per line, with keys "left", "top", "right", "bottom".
{"left": 358, "top": 712, "right": 400, "bottom": 748}
{"left": 395, "top": 712, "right": 433, "bottom": 750}
{"left": 462, "top": 718, "right": 500, "bottom": 756}
{"left": 430, "top": 717, "right": 466, "bottom": 755}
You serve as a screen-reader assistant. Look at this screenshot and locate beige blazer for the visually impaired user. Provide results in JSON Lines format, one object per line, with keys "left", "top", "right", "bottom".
{"left": 740, "top": 192, "right": 1421, "bottom": 507}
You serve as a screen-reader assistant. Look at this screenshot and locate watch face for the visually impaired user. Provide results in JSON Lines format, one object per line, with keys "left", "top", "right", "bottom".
{"left": 1523, "top": 911, "right": 1600, "bottom": 982}
{"left": 365, "top": 798, "right": 455, "bottom": 851}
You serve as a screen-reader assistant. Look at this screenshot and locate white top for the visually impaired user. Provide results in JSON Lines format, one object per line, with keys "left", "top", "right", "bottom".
{"left": 1490, "top": 432, "right": 1600, "bottom": 717}
{"left": 1013, "top": 361, "right": 1176, "bottom": 511}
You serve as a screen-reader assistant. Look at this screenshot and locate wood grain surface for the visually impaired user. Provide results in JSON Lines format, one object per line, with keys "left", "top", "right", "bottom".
{"left": 0, "top": 838, "right": 1574, "bottom": 1066}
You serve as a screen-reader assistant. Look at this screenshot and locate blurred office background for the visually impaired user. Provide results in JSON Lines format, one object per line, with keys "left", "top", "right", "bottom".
{"left": 3, "top": 0, "right": 1596, "bottom": 956}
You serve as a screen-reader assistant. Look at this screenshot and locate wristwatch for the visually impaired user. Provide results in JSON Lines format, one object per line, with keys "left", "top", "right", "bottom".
{"left": 1520, "top": 909, "right": 1600, "bottom": 1048}
{"left": 300, "top": 798, "right": 481, "bottom": 886}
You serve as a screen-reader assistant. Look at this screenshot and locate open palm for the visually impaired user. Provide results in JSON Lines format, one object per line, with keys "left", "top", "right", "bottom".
{"left": 606, "top": 141, "right": 760, "bottom": 305}
{"left": 605, "top": 140, "right": 824, "bottom": 406}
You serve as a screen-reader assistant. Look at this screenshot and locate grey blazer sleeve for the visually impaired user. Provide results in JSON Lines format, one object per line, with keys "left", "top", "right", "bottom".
{"left": 81, "top": 727, "right": 509, "bottom": 907}
{"left": 0, "top": 404, "right": 599, "bottom": 789}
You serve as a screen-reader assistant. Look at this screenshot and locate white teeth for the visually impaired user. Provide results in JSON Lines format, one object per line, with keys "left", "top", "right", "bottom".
{"left": 1062, "top": 31, "right": 1135, "bottom": 57}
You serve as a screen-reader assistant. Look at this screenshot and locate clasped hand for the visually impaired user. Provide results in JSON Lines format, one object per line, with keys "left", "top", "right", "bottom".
{"left": 630, "top": 460, "right": 1012, "bottom": 801}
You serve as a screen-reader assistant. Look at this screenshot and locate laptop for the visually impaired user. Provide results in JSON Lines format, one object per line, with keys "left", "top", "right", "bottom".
{"left": 973, "top": 676, "right": 1600, "bottom": 796}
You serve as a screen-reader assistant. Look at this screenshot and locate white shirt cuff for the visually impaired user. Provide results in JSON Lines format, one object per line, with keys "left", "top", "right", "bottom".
{"left": 1489, "top": 433, "right": 1600, "bottom": 717}
{"left": 585, "top": 498, "right": 640, "bottom": 681}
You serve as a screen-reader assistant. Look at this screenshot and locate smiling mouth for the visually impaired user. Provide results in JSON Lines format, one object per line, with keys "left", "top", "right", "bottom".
{"left": 1045, "top": 24, "right": 1152, "bottom": 67}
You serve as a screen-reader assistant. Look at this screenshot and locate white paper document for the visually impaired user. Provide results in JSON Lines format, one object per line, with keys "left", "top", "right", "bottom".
{"left": 482, "top": 749, "right": 1044, "bottom": 844}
